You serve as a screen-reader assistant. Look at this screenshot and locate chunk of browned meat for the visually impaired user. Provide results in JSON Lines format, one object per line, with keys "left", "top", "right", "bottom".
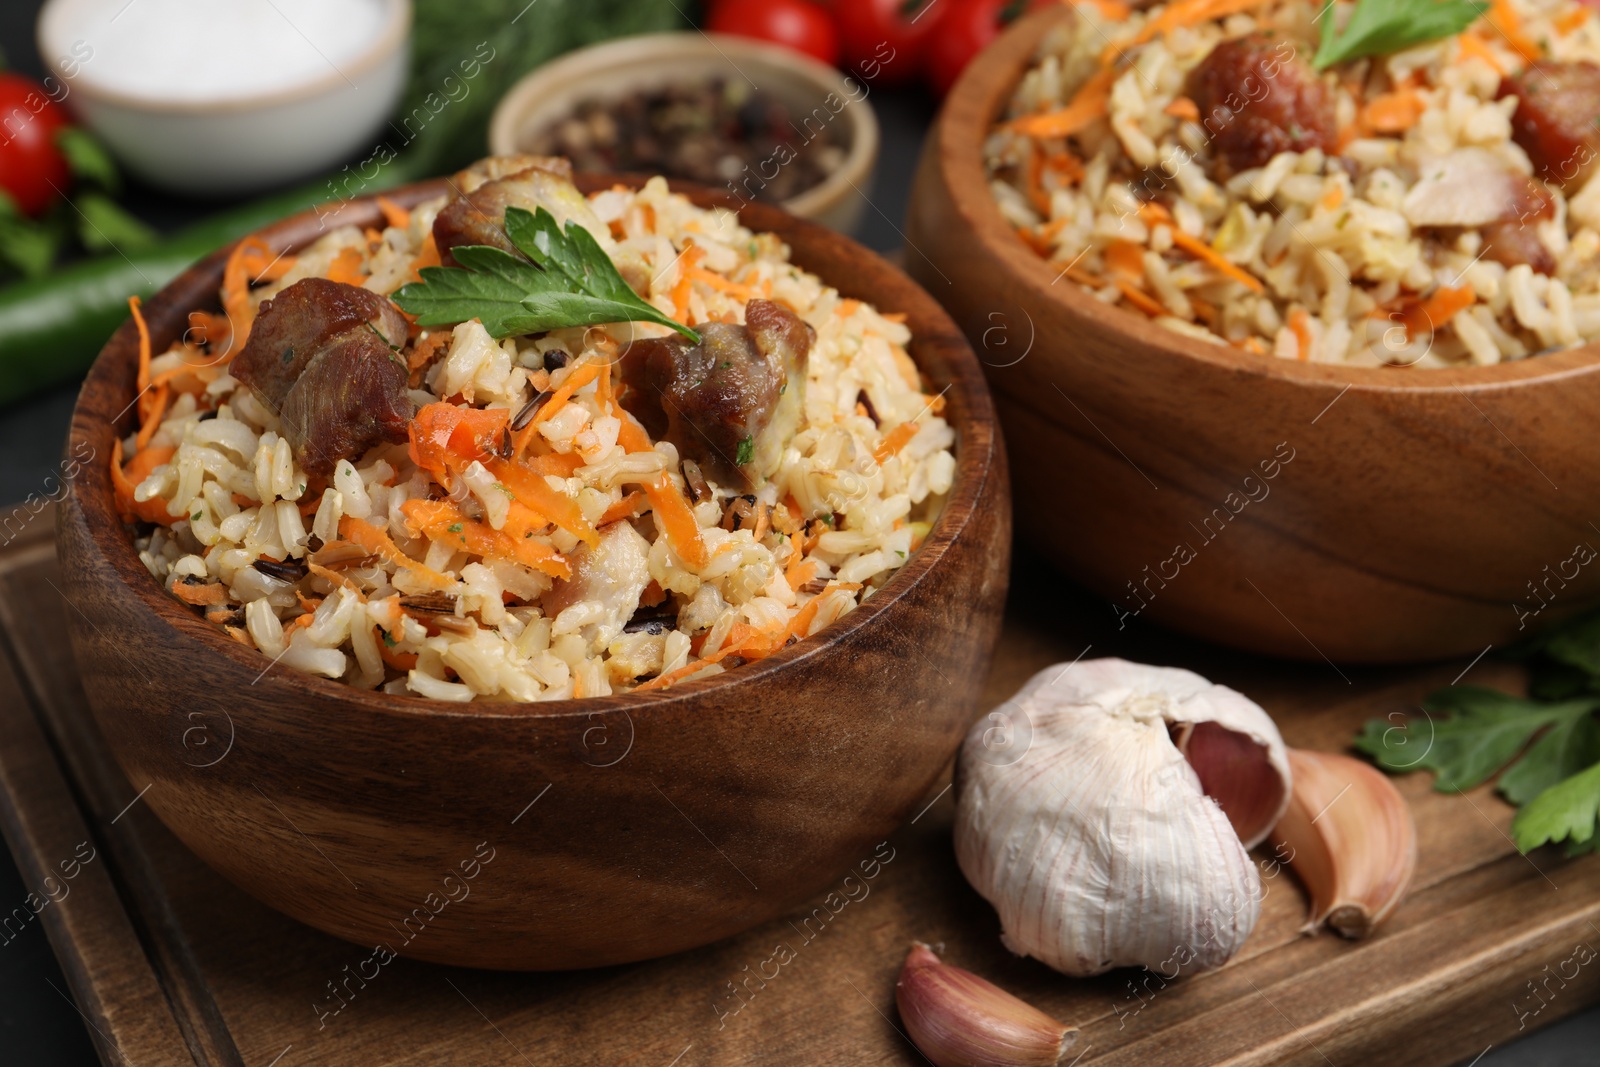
{"left": 231, "top": 278, "right": 413, "bottom": 475}
{"left": 1482, "top": 178, "right": 1558, "bottom": 275}
{"left": 619, "top": 298, "right": 812, "bottom": 489}
{"left": 434, "top": 158, "right": 600, "bottom": 267}
{"left": 278, "top": 333, "right": 412, "bottom": 476}
{"left": 1499, "top": 62, "right": 1600, "bottom": 189}
{"left": 1187, "top": 34, "right": 1337, "bottom": 178}
{"left": 233, "top": 278, "right": 408, "bottom": 411}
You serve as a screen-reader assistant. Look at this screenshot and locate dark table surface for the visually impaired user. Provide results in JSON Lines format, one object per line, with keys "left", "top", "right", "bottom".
{"left": 1, "top": 3, "right": 1595, "bottom": 1064}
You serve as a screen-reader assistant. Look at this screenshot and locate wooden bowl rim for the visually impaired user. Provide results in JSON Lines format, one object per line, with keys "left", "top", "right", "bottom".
{"left": 67, "top": 175, "right": 1000, "bottom": 723}
{"left": 939, "top": 3, "right": 1600, "bottom": 394}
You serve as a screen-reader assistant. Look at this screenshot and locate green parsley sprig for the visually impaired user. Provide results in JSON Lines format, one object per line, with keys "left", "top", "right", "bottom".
{"left": 1356, "top": 609, "right": 1600, "bottom": 855}
{"left": 1313, "top": 0, "right": 1488, "bottom": 71}
{"left": 393, "top": 205, "right": 699, "bottom": 342}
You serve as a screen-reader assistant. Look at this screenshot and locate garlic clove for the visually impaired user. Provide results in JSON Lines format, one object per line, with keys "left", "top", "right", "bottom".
{"left": 1272, "top": 748, "right": 1417, "bottom": 939}
{"left": 1174, "top": 719, "right": 1291, "bottom": 849}
{"left": 895, "top": 942, "right": 1077, "bottom": 1067}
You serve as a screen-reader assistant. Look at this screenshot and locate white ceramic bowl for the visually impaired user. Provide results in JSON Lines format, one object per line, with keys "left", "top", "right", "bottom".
{"left": 37, "top": 0, "right": 410, "bottom": 196}
{"left": 489, "top": 33, "right": 880, "bottom": 234}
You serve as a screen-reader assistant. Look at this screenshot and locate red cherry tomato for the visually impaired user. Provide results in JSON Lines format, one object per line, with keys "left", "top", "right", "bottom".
{"left": 835, "top": 0, "right": 949, "bottom": 89}
{"left": 707, "top": 0, "right": 841, "bottom": 67}
{"left": 0, "top": 73, "right": 69, "bottom": 217}
{"left": 925, "top": 0, "right": 1040, "bottom": 97}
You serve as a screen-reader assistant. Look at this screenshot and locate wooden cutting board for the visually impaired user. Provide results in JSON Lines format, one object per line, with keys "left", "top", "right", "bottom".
{"left": 1, "top": 506, "right": 1595, "bottom": 1067}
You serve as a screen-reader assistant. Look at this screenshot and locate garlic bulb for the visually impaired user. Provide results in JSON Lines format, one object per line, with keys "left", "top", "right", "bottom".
{"left": 954, "top": 658, "right": 1291, "bottom": 977}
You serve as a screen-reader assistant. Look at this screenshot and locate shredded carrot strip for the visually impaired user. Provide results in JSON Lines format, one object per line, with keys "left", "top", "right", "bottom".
{"left": 338, "top": 515, "right": 456, "bottom": 590}
{"left": 687, "top": 267, "right": 761, "bottom": 302}
{"left": 873, "top": 422, "right": 920, "bottom": 464}
{"left": 599, "top": 490, "right": 647, "bottom": 526}
{"left": 326, "top": 246, "right": 367, "bottom": 286}
{"left": 1074, "top": 0, "right": 1131, "bottom": 19}
{"left": 403, "top": 234, "right": 441, "bottom": 287}
{"left": 837, "top": 298, "right": 862, "bottom": 318}
{"left": 307, "top": 562, "right": 361, "bottom": 592}
{"left": 1026, "top": 150, "right": 1051, "bottom": 216}
{"left": 1004, "top": 66, "right": 1118, "bottom": 139}
{"left": 221, "top": 237, "right": 294, "bottom": 350}
{"left": 1556, "top": 6, "right": 1591, "bottom": 34}
{"left": 1142, "top": 203, "right": 1265, "bottom": 293}
{"left": 111, "top": 440, "right": 178, "bottom": 525}
{"left": 135, "top": 386, "right": 169, "bottom": 451}
{"left": 131, "top": 296, "right": 151, "bottom": 396}
{"left": 671, "top": 244, "right": 703, "bottom": 322}
{"left": 1363, "top": 90, "right": 1425, "bottom": 133}
{"left": 1457, "top": 32, "right": 1506, "bottom": 74}
{"left": 1103, "top": 239, "right": 1146, "bottom": 282}
{"left": 785, "top": 544, "right": 818, "bottom": 591}
{"left": 173, "top": 581, "right": 229, "bottom": 606}
{"left": 1288, "top": 308, "right": 1313, "bottom": 360}
{"left": 483, "top": 458, "right": 599, "bottom": 548}
{"left": 1164, "top": 96, "right": 1200, "bottom": 123}
{"left": 1120, "top": 0, "right": 1271, "bottom": 53}
{"left": 376, "top": 196, "right": 411, "bottom": 230}
{"left": 379, "top": 644, "right": 420, "bottom": 671}
{"left": 1319, "top": 184, "right": 1346, "bottom": 211}
{"left": 1115, "top": 279, "right": 1167, "bottom": 317}
{"left": 1065, "top": 266, "right": 1108, "bottom": 290}
{"left": 532, "top": 361, "right": 603, "bottom": 426}
{"left": 643, "top": 473, "right": 708, "bottom": 569}
{"left": 1488, "top": 0, "right": 1543, "bottom": 62}
{"left": 399, "top": 499, "right": 572, "bottom": 579}
{"left": 1401, "top": 286, "right": 1476, "bottom": 336}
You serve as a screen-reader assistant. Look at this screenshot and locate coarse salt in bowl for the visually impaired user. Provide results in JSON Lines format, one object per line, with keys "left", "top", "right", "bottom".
{"left": 37, "top": 0, "right": 411, "bottom": 195}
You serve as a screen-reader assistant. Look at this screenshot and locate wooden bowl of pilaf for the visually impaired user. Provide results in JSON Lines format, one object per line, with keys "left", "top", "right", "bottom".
{"left": 908, "top": 0, "right": 1600, "bottom": 663}
{"left": 55, "top": 170, "right": 1009, "bottom": 970}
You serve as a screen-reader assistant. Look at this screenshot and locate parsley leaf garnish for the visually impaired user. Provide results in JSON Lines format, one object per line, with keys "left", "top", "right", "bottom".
{"left": 393, "top": 206, "right": 699, "bottom": 343}
{"left": 1313, "top": 0, "right": 1487, "bottom": 71}
{"left": 735, "top": 434, "right": 754, "bottom": 467}
{"left": 1356, "top": 607, "right": 1600, "bottom": 855}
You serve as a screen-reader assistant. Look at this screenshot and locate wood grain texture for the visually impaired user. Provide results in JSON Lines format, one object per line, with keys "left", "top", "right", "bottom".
{"left": 8, "top": 519, "right": 1600, "bottom": 1066}
{"left": 905, "top": 3, "right": 1600, "bottom": 663}
{"left": 53, "top": 176, "right": 1011, "bottom": 971}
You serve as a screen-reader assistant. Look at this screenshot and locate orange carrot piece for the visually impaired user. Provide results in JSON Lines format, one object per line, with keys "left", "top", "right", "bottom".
{"left": 1115, "top": 279, "right": 1167, "bottom": 317}
{"left": 1164, "top": 96, "right": 1200, "bottom": 123}
{"left": 643, "top": 473, "right": 708, "bottom": 569}
{"left": 531, "top": 361, "right": 602, "bottom": 426}
{"left": 399, "top": 499, "right": 572, "bottom": 579}
{"left": 483, "top": 458, "right": 599, "bottom": 548}
{"left": 1142, "top": 204, "right": 1265, "bottom": 293}
{"left": 338, "top": 515, "right": 456, "bottom": 590}
{"left": 671, "top": 244, "right": 703, "bottom": 321}
{"left": 1457, "top": 32, "right": 1506, "bottom": 75}
{"left": 1401, "top": 286, "right": 1476, "bottom": 336}
{"left": 135, "top": 385, "right": 170, "bottom": 452}
{"left": 1103, "top": 239, "right": 1146, "bottom": 282}
{"left": 1075, "top": 0, "right": 1131, "bottom": 20}
{"left": 1005, "top": 66, "right": 1118, "bottom": 139}
{"left": 1489, "top": 0, "right": 1542, "bottom": 62}
{"left": 376, "top": 196, "right": 411, "bottom": 229}
{"left": 402, "top": 234, "right": 441, "bottom": 287}
{"left": 326, "top": 246, "right": 367, "bottom": 286}
{"left": 599, "top": 490, "right": 647, "bottom": 526}
{"left": 408, "top": 403, "right": 511, "bottom": 487}
{"left": 1288, "top": 308, "right": 1313, "bottom": 360}
{"left": 1363, "top": 90, "right": 1425, "bottom": 133}
{"left": 1319, "top": 184, "right": 1346, "bottom": 211}
{"left": 111, "top": 440, "right": 178, "bottom": 525}
{"left": 1556, "top": 6, "right": 1591, "bottom": 34}
{"left": 873, "top": 421, "right": 920, "bottom": 464}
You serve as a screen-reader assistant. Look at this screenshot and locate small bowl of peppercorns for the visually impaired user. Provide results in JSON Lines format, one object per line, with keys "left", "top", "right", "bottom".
{"left": 489, "top": 32, "right": 879, "bottom": 233}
